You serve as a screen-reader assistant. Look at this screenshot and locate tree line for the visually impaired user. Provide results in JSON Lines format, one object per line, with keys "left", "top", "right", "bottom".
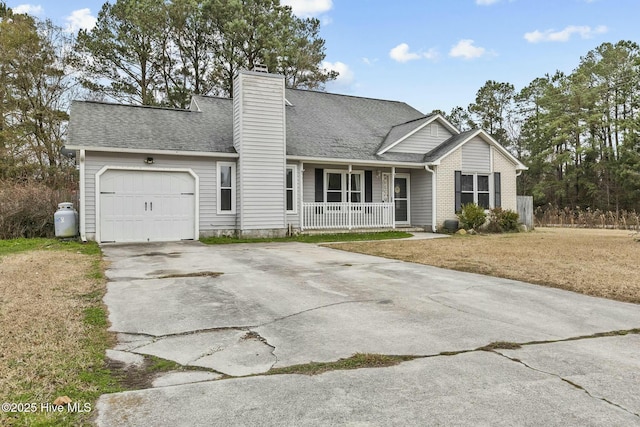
{"left": 0, "top": 0, "right": 335, "bottom": 183}
{"left": 437, "top": 40, "right": 640, "bottom": 212}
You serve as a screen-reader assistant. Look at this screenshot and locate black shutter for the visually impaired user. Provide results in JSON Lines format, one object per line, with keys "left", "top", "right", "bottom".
{"left": 455, "top": 171, "right": 462, "bottom": 212}
{"left": 494, "top": 172, "right": 501, "bottom": 208}
{"left": 365, "top": 171, "right": 373, "bottom": 203}
{"left": 315, "top": 168, "right": 324, "bottom": 202}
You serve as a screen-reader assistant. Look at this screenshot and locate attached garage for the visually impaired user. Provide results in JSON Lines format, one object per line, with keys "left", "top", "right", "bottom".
{"left": 96, "top": 168, "right": 198, "bottom": 243}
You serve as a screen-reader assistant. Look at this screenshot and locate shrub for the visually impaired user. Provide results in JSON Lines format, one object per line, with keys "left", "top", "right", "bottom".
{"left": 457, "top": 203, "right": 487, "bottom": 231}
{"left": 488, "top": 207, "right": 520, "bottom": 233}
{"left": 0, "top": 180, "right": 77, "bottom": 239}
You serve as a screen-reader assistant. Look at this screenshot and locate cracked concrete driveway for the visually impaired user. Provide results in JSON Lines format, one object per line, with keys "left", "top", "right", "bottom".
{"left": 96, "top": 240, "right": 640, "bottom": 426}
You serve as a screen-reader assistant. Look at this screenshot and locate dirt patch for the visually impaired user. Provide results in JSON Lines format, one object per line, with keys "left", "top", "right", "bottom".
{"left": 133, "top": 252, "right": 182, "bottom": 258}
{"left": 156, "top": 271, "right": 223, "bottom": 279}
{"left": 329, "top": 228, "right": 640, "bottom": 304}
{"left": 105, "top": 358, "right": 155, "bottom": 390}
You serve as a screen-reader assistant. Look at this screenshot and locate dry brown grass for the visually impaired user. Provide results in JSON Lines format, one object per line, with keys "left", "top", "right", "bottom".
{"left": 329, "top": 228, "right": 640, "bottom": 304}
{"left": 0, "top": 250, "right": 108, "bottom": 425}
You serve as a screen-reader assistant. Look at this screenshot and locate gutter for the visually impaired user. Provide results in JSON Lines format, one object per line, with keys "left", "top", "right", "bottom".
{"left": 286, "top": 155, "right": 425, "bottom": 168}
{"left": 425, "top": 165, "right": 437, "bottom": 233}
{"left": 64, "top": 146, "right": 239, "bottom": 159}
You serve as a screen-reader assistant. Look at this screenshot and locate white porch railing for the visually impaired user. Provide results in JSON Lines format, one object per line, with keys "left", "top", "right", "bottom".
{"left": 302, "top": 202, "right": 394, "bottom": 230}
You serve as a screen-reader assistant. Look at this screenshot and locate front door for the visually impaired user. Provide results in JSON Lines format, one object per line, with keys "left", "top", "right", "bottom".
{"left": 394, "top": 174, "right": 410, "bottom": 225}
{"left": 383, "top": 173, "right": 410, "bottom": 225}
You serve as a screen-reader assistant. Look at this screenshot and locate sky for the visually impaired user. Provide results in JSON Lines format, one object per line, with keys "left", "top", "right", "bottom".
{"left": 6, "top": 0, "right": 640, "bottom": 114}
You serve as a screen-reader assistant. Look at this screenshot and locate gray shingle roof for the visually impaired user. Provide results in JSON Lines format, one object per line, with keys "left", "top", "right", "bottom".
{"left": 68, "top": 89, "right": 441, "bottom": 164}
{"left": 68, "top": 100, "right": 236, "bottom": 153}
{"left": 284, "top": 89, "right": 425, "bottom": 161}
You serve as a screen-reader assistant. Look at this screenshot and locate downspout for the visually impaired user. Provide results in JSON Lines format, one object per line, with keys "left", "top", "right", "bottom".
{"left": 425, "top": 165, "right": 437, "bottom": 233}
{"left": 79, "top": 149, "right": 87, "bottom": 242}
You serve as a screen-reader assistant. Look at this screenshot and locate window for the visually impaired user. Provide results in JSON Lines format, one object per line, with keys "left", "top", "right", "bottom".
{"left": 324, "top": 170, "right": 364, "bottom": 203}
{"left": 460, "top": 173, "right": 490, "bottom": 209}
{"left": 326, "top": 172, "right": 343, "bottom": 202}
{"left": 477, "top": 175, "right": 490, "bottom": 209}
{"left": 350, "top": 174, "right": 362, "bottom": 202}
{"left": 217, "top": 162, "right": 236, "bottom": 214}
{"left": 286, "top": 165, "right": 297, "bottom": 213}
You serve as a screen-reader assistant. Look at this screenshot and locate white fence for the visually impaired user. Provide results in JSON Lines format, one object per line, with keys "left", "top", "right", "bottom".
{"left": 302, "top": 202, "right": 394, "bottom": 230}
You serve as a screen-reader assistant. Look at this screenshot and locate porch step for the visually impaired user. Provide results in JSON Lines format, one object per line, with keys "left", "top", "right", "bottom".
{"left": 300, "top": 227, "right": 426, "bottom": 236}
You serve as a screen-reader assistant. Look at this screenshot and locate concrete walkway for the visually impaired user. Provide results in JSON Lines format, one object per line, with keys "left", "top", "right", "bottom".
{"left": 96, "top": 240, "right": 640, "bottom": 426}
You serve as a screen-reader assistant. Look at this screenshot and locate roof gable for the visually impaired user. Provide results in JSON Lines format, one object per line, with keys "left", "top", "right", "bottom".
{"left": 377, "top": 114, "right": 460, "bottom": 155}
{"left": 424, "top": 129, "right": 527, "bottom": 170}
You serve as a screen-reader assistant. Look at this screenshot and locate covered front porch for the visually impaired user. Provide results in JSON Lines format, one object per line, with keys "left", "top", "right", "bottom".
{"left": 290, "top": 162, "right": 433, "bottom": 231}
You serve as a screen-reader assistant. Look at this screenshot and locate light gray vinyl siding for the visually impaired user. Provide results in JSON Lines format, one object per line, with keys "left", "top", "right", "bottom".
{"left": 83, "top": 152, "right": 235, "bottom": 238}
{"left": 234, "top": 72, "right": 286, "bottom": 230}
{"left": 389, "top": 122, "right": 453, "bottom": 154}
{"left": 410, "top": 168, "right": 432, "bottom": 227}
{"left": 462, "top": 137, "right": 491, "bottom": 172}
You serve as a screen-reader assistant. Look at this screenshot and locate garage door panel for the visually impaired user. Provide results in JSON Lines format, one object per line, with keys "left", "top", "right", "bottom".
{"left": 99, "top": 170, "right": 196, "bottom": 243}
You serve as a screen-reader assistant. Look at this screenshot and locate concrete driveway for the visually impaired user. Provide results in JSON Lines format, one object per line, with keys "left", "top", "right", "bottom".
{"left": 96, "top": 241, "right": 640, "bottom": 426}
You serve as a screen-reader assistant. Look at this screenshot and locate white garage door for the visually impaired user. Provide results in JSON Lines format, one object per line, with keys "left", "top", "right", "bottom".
{"left": 99, "top": 170, "right": 196, "bottom": 243}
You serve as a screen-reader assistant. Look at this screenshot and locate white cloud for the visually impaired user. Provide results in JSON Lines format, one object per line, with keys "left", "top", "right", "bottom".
{"left": 65, "top": 8, "right": 97, "bottom": 33}
{"left": 281, "top": 0, "right": 333, "bottom": 17}
{"left": 389, "top": 44, "right": 440, "bottom": 63}
{"left": 476, "top": 0, "right": 500, "bottom": 5}
{"left": 389, "top": 43, "right": 421, "bottom": 63}
{"left": 12, "top": 4, "right": 44, "bottom": 16}
{"left": 322, "top": 60, "right": 354, "bottom": 86}
{"left": 524, "top": 25, "right": 608, "bottom": 43}
{"left": 449, "top": 39, "right": 487, "bottom": 59}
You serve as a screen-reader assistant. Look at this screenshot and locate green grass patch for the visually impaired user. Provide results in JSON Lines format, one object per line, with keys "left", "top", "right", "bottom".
{"left": 146, "top": 356, "right": 182, "bottom": 373}
{"left": 265, "top": 353, "right": 416, "bottom": 376}
{"left": 84, "top": 307, "right": 109, "bottom": 327}
{"left": 0, "top": 237, "right": 100, "bottom": 258}
{"left": 201, "top": 231, "right": 412, "bottom": 245}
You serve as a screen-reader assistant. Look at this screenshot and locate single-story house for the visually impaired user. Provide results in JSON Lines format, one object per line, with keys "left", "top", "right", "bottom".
{"left": 66, "top": 69, "right": 527, "bottom": 243}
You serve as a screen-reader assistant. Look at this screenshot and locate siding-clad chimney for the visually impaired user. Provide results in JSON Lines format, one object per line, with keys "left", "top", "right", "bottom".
{"left": 233, "top": 70, "right": 287, "bottom": 237}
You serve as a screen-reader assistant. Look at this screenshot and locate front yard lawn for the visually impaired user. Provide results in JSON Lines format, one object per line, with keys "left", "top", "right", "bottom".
{"left": 0, "top": 239, "right": 120, "bottom": 426}
{"left": 329, "top": 228, "right": 640, "bottom": 304}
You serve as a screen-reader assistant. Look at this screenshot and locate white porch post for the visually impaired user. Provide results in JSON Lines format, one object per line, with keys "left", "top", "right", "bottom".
{"left": 299, "top": 161, "right": 304, "bottom": 230}
{"left": 347, "top": 164, "right": 352, "bottom": 230}
{"left": 391, "top": 166, "right": 396, "bottom": 229}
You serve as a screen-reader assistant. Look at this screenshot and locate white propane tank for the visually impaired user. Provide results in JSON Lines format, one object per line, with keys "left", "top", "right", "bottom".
{"left": 54, "top": 202, "right": 78, "bottom": 238}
